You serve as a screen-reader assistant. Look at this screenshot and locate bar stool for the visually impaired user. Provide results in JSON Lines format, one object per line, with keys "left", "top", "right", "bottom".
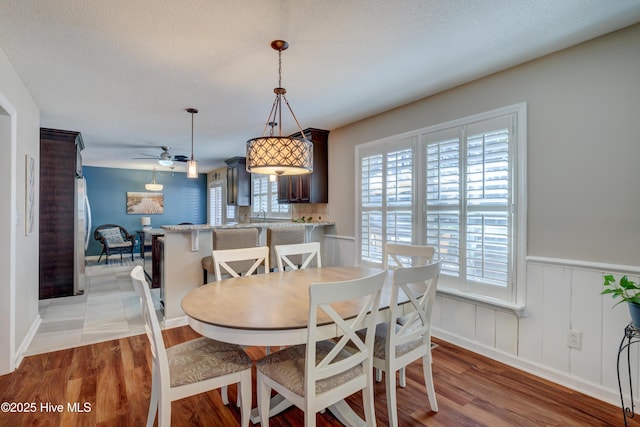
{"left": 201, "top": 228, "right": 259, "bottom": 283}
{"left": 267, "top": 226, "right": 305, "bottom": 271}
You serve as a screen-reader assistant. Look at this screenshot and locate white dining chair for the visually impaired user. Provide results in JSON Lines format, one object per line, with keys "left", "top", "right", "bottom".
{"left": 381, "top": 242, "right": 435, "bottom": 385}
{"left": 256, "top": 270, "right": 386, "bottom": 427}
{"left": 212, "top": 246, "right": 269, "bottom": 280}
{"left": 275, "top": 241, "right": 322, "bottom": 271}
{"left": 383, "top": 242, "right": 434, "bottom": 270}
{"left": 370, "top": 262, "right": 441, "bottom": 426}
{"left": 130, "top": 266, "right": 253, "bottom": 427}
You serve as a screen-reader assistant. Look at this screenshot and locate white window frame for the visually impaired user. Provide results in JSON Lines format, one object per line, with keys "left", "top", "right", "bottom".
{"left": 208, "top": 183, "right": 224, "bottom": 226}
{"left": 251, "top": 175, "right": 291, "bottom": 220}
{"left": 356, "top": 103, "right": 527, "bottom": 307}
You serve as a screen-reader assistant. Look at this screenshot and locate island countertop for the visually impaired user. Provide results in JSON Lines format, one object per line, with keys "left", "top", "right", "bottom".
{"left": 160, "top": 221, "right": 335, "bottom": 232}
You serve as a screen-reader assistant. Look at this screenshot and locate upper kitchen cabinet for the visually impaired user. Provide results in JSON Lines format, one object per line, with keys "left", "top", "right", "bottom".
{"left": 278, "top": 128, "right": 329, "bottom": 203}
{"left": 225, "top": 156, "right": 251, "bottom": 206}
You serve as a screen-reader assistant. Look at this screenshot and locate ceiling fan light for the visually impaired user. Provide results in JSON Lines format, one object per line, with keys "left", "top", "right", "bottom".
{"left": 187, "top": 159, "right": 198, "bottom": 178}
{"left": 158, "top": 159, "right": 173, "bottom": 167}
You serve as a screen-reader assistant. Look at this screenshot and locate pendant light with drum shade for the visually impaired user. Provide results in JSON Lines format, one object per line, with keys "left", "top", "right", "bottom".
{"left": 186, "top": 108, "right": 198, "bottom": 178}
{"left": 246, "top": 40, "right": 313, "bottom": 176}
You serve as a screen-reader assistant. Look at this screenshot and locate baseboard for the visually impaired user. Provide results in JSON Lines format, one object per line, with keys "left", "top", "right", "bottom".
{"left": 432, "top": 328, "right": 622, "bottom": 408}
{"left": 162, "top": 315, "right": 188, "bottom": 329}
{"left": 14, "top": 314, "right": 41, "bottom": 370}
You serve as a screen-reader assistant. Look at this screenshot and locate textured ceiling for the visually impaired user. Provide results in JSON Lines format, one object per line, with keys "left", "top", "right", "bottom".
{"left": 1, "top": 0, "right": 640, "bottom": 173}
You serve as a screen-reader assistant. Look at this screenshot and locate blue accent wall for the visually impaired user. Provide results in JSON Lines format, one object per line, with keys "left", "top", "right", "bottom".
{"left": 84, "top": 166, "right": 207, "bottom": 256}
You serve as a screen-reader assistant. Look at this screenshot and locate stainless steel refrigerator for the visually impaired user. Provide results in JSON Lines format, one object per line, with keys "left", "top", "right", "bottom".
{"left": 74, "top": 176, "right": 91, "bottom": 294}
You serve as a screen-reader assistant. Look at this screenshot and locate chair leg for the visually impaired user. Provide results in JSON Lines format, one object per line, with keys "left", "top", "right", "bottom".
{"left": 157, "top": 393, "right": 171, "bottom": 427}
{"left": 399, "top": 367, "right": 407, "bottom": 387}
{"left": 239, "top": 371, "right": 251, "bottom": 427}
{"left": 362, "top": 376, "right": 377, "bottom": 427}
{"left": 257, "top": 372, "right": 271, "bottom": 427}
{"left": 221, "top": 385, "right": 230, "bottom": 405}
{"left": 146, "top": 367, "right": 160, "bottom": 427}
{"left": 422, "top": 354, "right": 438, "bottom": 412}
{"left": 386, "top": 367, "right": 399, "bottom": 427}
{"left": 375, "top": 367, "right": 382, "bottom": 382}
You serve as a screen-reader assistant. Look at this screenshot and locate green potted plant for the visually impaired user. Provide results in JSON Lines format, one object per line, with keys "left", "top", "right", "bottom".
{"left": 602, "top": 274, "right": 640, "bottom": 328}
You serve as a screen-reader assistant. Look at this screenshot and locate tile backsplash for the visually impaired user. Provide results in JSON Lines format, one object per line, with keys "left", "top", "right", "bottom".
{"left": 291, "top": 204, "right": 328, "bottom": 222}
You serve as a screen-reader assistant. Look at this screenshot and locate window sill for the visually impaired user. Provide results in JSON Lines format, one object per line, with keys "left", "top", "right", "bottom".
{"left": 436, "top": 286, "right": 527, "bottom": 318}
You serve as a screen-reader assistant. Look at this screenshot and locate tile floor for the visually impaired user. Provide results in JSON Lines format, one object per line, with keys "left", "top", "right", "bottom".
{"left": 26, "top": 258, "right": 155, "bottom": 356}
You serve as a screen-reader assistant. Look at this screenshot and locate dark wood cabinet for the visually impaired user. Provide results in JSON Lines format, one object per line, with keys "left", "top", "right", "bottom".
{"left": 278, "top": 128, "right": 329, "bottom": 203}
{"left": 225, "top": 156, "right": 251, "bottom": 206}
{"left": 39, "top": 128, "right": 84, "bottom": 299}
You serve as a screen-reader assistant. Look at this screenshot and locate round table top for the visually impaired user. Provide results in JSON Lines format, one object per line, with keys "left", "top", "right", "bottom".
{"left": 181, "top": 266, "right": 390, "bottom": 332}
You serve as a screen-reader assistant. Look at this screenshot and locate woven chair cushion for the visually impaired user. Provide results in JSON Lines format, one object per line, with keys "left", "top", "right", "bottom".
{"left": 98, "top": 227, "right": 125, "bottom": 246}
{"left": 108, "top": 241, "right": 132, "bottom": 248}
{"left": 257, "top": 340, "right": 363, "bottom": 397}
{"left": 167, "top": 337, "right": 252, "bottom": 388}
{"left": 356, "top": 323, "right": 423, "bottom": 359}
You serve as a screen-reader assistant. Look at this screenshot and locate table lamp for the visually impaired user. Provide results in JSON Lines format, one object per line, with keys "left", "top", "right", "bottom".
{"left": 141, "top": 216, "right": 151, "bottom": 231}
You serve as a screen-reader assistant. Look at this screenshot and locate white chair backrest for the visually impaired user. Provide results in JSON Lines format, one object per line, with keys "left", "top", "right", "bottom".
{"left": 130, "top": 266, "right": 170, "bottom": 390}
{"left": 212, "top": 246, "right": 269, "bottom": 280}
{"left": 275, "top": 241, "right": 322, "bottom": 271}
{"left": 389, "top": 262, "right": 440, "bottom": 350}
{"left": 306, "top": 270, "right": 386, "bottom": 399}
{"left": 383, "top": 242, "right": 435, "bottom": 270}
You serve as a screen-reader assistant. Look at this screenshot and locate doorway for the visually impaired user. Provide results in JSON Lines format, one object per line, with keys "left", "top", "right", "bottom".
{"left": 0, "top": 102, "right": 15, "bottom": 374}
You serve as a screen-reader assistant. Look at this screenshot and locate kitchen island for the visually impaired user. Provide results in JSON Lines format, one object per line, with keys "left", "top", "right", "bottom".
{"left": 158, "top": 221, "right": 335, "bottom": 325}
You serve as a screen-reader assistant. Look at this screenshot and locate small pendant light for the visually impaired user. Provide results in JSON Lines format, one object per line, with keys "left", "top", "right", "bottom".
{"left": 186, "top": 108, "right": 198, "bottom": 178}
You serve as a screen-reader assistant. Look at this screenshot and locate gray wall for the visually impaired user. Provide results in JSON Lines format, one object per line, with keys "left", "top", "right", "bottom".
{"left": 324, "top": 23, "right": 640, "bottom": 404}
{"left": 328, "top": 23, "right": 640, "bottom": 266}
{"left": 0, "top": 45, "right": 40, "bottom": 374}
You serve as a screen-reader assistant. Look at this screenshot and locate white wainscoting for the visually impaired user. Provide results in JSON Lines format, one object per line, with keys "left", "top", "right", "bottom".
{"left": 323, "top": 234, "right": 356, "bottom": 267}
{"left": 433, "top": 256, "right": 640, "bottom": 408}
{"left": 322, "top": 233, "right": 638, "bottom": 408}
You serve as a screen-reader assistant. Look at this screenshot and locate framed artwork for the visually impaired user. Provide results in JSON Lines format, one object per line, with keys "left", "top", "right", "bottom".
{"left": 25, "top": 155, "right": 35, "bottom": 235}
{"left": 126, "top": 191, "right": 164, "bottom": 214}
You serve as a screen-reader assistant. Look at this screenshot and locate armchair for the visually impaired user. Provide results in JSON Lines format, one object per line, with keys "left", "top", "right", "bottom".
{"left": 94, "top": 224, "right": 135, "bottom": 264}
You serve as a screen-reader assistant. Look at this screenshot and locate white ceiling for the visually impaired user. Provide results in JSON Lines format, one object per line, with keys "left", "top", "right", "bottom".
{"left": 1, "top": 0, "right": 640, "bottom": 173}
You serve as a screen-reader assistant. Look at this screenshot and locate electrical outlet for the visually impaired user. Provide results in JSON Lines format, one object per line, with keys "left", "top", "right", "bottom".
{"left": 567, "top": 330, "right": 582, "bottom": 350}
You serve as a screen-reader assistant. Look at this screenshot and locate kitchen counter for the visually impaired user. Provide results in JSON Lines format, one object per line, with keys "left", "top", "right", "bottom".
{"left": 157, "top": 221, "right": 334, "bottom": 324}
{"left": 160, "top": 221, "right": 335, "bottom": 232}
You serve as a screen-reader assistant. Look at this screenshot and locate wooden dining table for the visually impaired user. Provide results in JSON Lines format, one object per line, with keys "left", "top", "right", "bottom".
{"left": 181, "top": 265, "right": 400, "bottom": 426}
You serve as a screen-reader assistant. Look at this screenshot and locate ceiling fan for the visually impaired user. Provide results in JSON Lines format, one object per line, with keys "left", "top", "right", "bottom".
{"left": 133, "top": 146, "right": 189, "bottom": 166}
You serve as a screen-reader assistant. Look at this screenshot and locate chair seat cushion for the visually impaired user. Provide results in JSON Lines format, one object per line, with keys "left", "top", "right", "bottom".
{"left": 98, "top": 227, "right": 125, "bottom": 245}
{"left": 167, "top": 337, "right": 252, "bottom": 387}
{"left": 356, "top": 323, "right": 423, "bottom": 359}
{"left": 202, "top": 255, "right": 214, "bottom": 273}
{"left": 257, "top": 340, "right": 363, "bottom": 396}
{"left": 108, "top": 241, "right": 132, "bottom": 249}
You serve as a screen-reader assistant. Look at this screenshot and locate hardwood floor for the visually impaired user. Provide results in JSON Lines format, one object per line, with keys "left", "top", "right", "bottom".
{"left": 0, "top": 326, "right": 634, "bottom": 426}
